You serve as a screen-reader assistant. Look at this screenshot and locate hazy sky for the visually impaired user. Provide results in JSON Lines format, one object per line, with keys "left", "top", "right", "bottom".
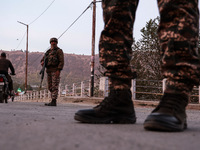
{"left": 1, "top": 0, "right": 199, "bottom": 55}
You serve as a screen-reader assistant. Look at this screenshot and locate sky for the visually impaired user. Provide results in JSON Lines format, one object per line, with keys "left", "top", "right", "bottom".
{"left": 1, "top": 0, "right": 199, "bottom": 55}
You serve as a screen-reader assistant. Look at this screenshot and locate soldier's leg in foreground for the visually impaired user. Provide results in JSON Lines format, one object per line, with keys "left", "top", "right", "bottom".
{"left": 144, "top": 0, "right": 200, "bottom": 131}
{"left": 74, "top": 0, "right": 139, "bottom": 123}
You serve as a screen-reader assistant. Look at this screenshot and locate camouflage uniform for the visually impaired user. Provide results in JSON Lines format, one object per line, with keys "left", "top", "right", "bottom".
{"left": 42, "top": 47, "right": 64, "bottom": 100}
{"left": 47, "top": 72, "right": 60, "bottom": 99}
{"left": 99, "top": 0, "right": 200, "bottom": 95}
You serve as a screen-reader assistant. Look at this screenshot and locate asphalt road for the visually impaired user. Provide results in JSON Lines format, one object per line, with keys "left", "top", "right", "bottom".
{"left": 0, "top": 101, "right": 200, "bottom": 150}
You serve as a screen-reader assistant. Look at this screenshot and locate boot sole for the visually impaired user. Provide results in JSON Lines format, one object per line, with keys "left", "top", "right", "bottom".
{"left": 74, "top": 113, "right": 136, "bottom": 124}
{"left": 144, "top": 115, "right": 187, "bottom": 132}
{"left": 44, "top": 104, "right": 57, "bottom": 106}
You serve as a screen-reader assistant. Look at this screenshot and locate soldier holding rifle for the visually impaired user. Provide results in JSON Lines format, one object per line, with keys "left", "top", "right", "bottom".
{"left": 40, "top": 37, "right": 64, "bottom": 106}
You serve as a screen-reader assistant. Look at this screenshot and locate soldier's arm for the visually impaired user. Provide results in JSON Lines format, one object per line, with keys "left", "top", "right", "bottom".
{"left": 9, "top": 61, "right": 15, "bottom": 75}
{"left": 57, "top": 49, "right": 64, "bottom": 70}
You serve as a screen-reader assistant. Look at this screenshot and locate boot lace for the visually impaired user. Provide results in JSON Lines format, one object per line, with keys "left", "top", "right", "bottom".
{"left": 156, "top": 93, "right": 188, "bottom": 113}
{"left": 94, "top": 95, "right": 115, "bottom": 110}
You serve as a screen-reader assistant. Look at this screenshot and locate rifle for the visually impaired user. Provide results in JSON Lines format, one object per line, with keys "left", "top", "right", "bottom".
{"left": 39, "top": 53, "right": 48, "bottom": 89}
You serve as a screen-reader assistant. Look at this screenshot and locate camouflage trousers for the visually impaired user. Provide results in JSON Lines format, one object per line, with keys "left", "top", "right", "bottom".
{"left": 99, "top": 0, "right": 200, "bottom": 95}
{"left": 47, "top": 72, "right": 60, "bottom": 100}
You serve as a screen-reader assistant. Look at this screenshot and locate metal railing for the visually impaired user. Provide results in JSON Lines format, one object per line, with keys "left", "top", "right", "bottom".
{"left": 15, "top": 79, "right": 200, "bottom": 104}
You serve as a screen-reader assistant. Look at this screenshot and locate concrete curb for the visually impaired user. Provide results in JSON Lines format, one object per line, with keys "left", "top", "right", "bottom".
{"left": 61, "top": 96, "right": 200, "bottom": 110}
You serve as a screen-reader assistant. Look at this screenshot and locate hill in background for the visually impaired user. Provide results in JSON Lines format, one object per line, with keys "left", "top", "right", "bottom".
{"left": 0, "top": 50, "right": 100, "bottom": 88}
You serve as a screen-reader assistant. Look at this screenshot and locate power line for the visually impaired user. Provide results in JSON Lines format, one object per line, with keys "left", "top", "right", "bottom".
{"left": 29, "top": 0, "right": 56, "bottom": 25}
{"left": 29, "top": 1, "right": 93, "bottom": 66}
{"left": 29, "top": 1, "right": 102, "bottom": 66}
{"left": 57, "top": 1, "right": 102, "bottom": 39}
{"left": 16, "top": 0, "right": 56, "bottom": 50}
{"left": 15, "top": 30, "right": 26, "bottom": 50}
{"left": 57, "top": 1, "right": 93, "bottom": 39}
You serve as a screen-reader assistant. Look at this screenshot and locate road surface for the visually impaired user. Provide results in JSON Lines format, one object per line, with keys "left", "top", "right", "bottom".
{"left": 0, "top": 101, "right": 200, "bottom": 150}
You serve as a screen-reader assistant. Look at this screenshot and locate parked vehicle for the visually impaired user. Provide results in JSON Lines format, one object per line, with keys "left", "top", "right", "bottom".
{"left": 0, "top": 74, "right": 15, "bottom": 103}
{"left": 0, "top": 74, "right": 9, "bottom": 103}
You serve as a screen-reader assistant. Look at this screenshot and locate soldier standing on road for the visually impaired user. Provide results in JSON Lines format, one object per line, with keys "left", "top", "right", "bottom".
{"left": 74, "top": 0, "right": 199, "bottom": 132}
{"left": 41, "top": 38, "right": 64, "bottom": 106}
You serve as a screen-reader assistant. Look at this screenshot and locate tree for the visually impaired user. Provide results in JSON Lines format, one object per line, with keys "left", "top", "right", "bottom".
{"left": 132, "top": 16, "right": 162, "bottom": 80}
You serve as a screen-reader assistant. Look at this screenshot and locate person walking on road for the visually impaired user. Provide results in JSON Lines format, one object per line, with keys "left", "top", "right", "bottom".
{"left": 74, "top": 0, "right": 200, "bottom": 132}
{"left": 41, "top": 38, "right": 64, "bottom": 106}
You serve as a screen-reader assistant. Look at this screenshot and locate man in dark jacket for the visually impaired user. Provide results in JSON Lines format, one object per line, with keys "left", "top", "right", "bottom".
{"left": 0, "top": 52, "right": 15, "bottom": 95}
{"left": 41, "top": 37, "right": 64, "bottom": 106}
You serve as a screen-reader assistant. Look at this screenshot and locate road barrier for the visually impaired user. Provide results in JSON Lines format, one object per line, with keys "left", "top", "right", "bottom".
{"left": 15, "top": 78, "right": 200, "bottom": 104}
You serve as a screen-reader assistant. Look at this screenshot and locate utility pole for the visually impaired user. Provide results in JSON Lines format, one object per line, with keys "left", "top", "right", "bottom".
{"left": 90, "top": 0, "right": 96, "bottom": 97}
{"left": 17, "top": 21, "right": 28, "bottom": 92}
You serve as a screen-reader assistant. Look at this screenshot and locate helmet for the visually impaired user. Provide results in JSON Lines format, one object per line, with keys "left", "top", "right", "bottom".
{"left": 50, "top": 37, "right": 58, "bottom": 43}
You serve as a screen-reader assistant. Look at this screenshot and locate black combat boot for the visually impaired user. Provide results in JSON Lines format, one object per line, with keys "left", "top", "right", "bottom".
{"left": 45, "top": 99, "right": 57, "bottom": 106}
{"left": 144, "top": 93, "right": 188, "bottom": 132}
{"left": 74, "top": 89, "right": 136, "bottom": 124}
